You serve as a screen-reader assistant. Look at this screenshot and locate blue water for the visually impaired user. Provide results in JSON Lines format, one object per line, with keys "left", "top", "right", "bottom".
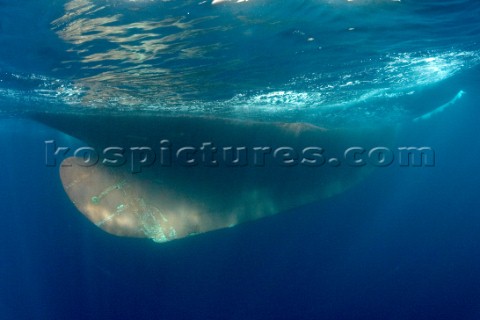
{"left": 1, "top": 0, "right": 480, "bottom": 319}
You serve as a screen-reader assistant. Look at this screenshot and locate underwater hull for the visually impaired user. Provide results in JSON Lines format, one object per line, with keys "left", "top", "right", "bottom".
{"left": 34, "top": 113, "right": 394, "bottom": 242}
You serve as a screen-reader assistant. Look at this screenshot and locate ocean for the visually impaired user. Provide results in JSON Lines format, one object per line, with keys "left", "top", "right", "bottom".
{"left": 1, "top": 0, "right": 480, "bottom": 319}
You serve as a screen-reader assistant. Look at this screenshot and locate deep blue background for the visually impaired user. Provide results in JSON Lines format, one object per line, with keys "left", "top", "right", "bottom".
{"left": 1, "top": 92, "right": 480, "bottom": 319}
{"left": 1, "top": 0, "right": 480, "bottom": 318}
